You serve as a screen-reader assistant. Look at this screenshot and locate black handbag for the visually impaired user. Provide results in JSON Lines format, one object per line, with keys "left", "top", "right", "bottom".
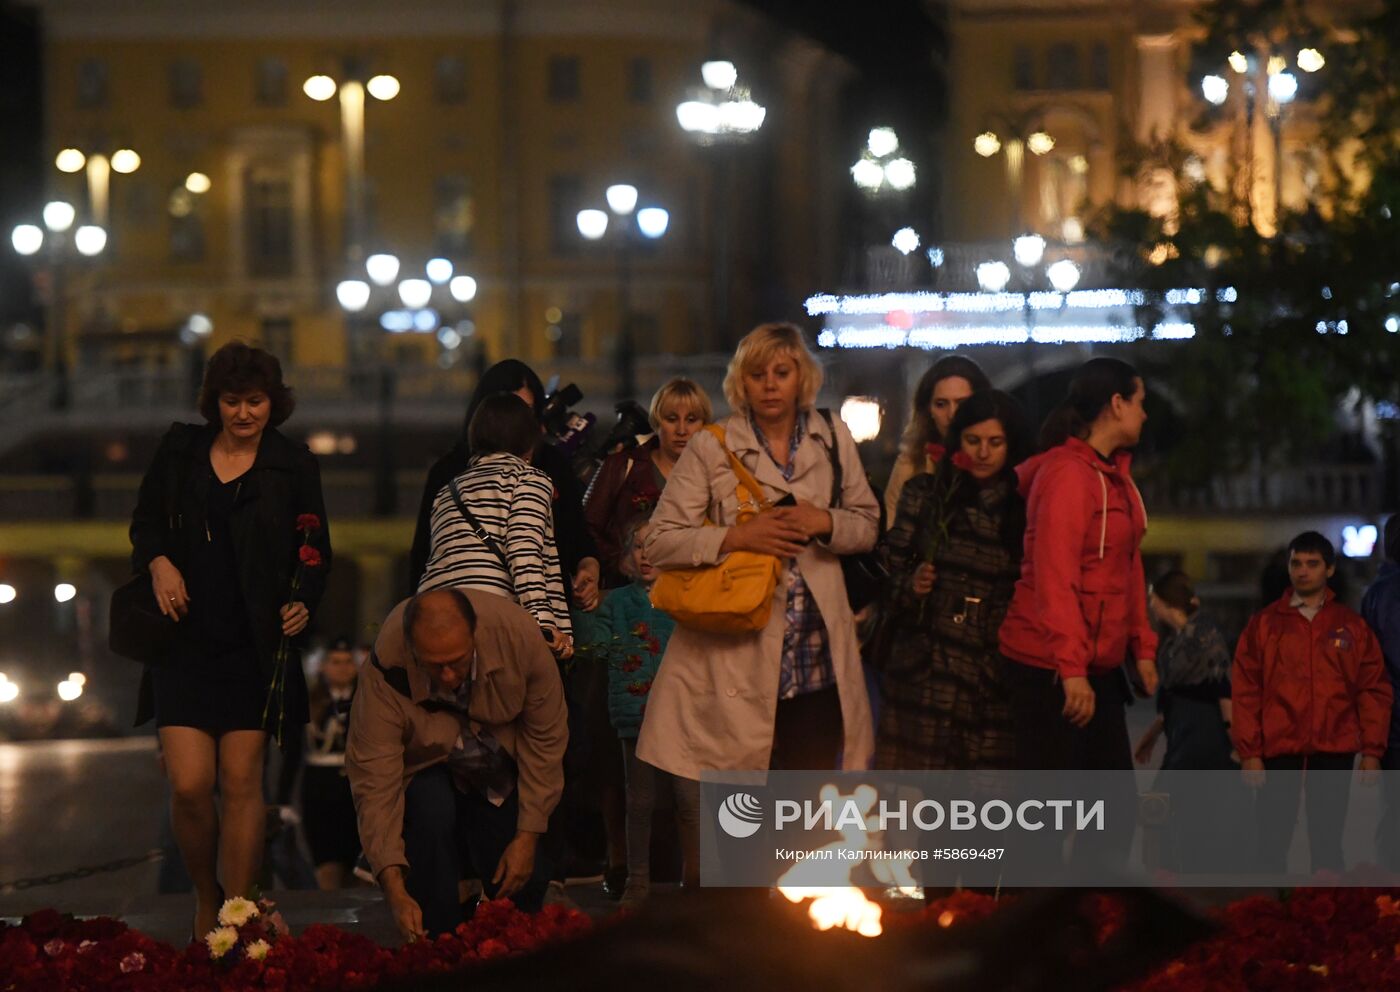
{"left": 108, "top": 440, "right": 184, "bottom": 663}
{"left": 816, "top": 409, "right": 889, "bottom": 613}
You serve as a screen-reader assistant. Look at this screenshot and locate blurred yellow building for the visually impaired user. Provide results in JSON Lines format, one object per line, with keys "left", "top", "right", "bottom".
{"left": 33, "top": 0, "right": 779, "bottom": 373}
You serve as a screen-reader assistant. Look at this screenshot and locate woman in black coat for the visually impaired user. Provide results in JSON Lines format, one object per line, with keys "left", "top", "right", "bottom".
{"left": 129, "top": 342, "right": 331, "bottom": 939}
{"left": 408, "top": 359, "right": 600, "bottom": 609}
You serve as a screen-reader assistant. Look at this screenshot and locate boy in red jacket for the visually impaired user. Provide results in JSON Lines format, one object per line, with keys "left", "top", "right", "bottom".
{"left": 1232, "top": 531, "right": 1392, "bottom": 874}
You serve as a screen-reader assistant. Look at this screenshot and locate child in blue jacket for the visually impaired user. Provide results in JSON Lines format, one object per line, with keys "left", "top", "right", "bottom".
{"left": 597, "top": 519, "right": 698, "bottom": 906}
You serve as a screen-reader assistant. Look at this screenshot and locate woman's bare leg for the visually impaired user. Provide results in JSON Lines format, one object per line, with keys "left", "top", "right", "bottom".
{"left": 159, "top": 726, "right": 220, "bottom": 938}
{"left": 216, "top": 730, "right": 268, "bottom": 901}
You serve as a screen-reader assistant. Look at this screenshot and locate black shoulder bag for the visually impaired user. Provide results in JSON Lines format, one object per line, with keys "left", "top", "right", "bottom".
{"left": 109, "top": 445, "right": 185, "bottom": 664}
{"left": 816, "top": 409, "right": 889, "bottom": 613}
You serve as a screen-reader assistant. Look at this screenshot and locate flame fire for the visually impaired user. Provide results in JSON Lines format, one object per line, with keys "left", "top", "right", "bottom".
{"left": 776, "top": 783, "right": 918, "bottom": 938}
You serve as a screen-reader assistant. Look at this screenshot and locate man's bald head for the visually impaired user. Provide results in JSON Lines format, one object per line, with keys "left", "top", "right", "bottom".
{"left": 404, "top": 589, "right": 477, "bottom": 692}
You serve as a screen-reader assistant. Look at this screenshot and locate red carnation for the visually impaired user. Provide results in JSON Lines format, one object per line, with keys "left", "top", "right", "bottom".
{"left": 951, "top": 451, "right": 975, "bottom": 472}
{"left": 924, "top": 442, "right": 945, "bottom": 463}
{"left": 299, "top": 545, "right": 323, "bottom": 567}
{"left": 296, "top": 514, "right": 322, "bottom": 532}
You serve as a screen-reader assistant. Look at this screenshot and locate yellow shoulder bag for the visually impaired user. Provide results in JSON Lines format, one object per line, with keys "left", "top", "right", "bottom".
{"left": 649, "top": 424, "right": 783, "bottom": 634}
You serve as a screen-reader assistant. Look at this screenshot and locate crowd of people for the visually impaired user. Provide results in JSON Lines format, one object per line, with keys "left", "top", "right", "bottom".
{"left": 126, "top": 330, "right": 1400, "bottom": 943}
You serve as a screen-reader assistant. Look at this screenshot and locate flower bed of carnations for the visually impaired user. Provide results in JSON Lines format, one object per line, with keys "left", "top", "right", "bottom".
{"left": 0, "top": 898, "right": 590, "bottom": 992}
{"left": 4, "top": 888, "right": 1400, "bottom": 991}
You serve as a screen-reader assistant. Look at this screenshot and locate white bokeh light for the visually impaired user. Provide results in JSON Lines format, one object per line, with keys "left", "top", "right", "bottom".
{"left": 397, "top": 278, "right": 432, "bottom": 309}
{"left": 1013, "top": 234, "right": 1046, "bottom": 267}
{"left": 185, "top": 172, "right": 212, "bottom": 194}
{"left": 55, "top": 148, "right": 86, "bottom": 173}
{"left": 973, "top": 132, "right": 1001, "bottom": 157}
{"left": 74, "top": 225, "right": 107, "bottom": 256}
{"left": 700, "top": 60, "right": 738, "bottom": 91}
{"left": 576, "top": 209, "right": 609, "bottom": 240}
{"left": 303, "top": 75, "right": 337, "bottom": 101}
{"left": 54, "top": 583, "right": 77, "bottom": 603}
{"left": 110, "top": 149, "right": 141, "bottom": 174}
{"left": 976, "top": 261, "right": 1011, "bottom": 293}
{"left": 676, "top": 100, "right": 720, "bottom": 134}
{"left": 1202, "top": 74, "right": 1229, "bottom": 105}
{"left": 0, "top": 584, "right": 15, "bottom": 604}
{"left": 891, "top": 227, "right": 920, "bottom": 255}
{"left": 1026, "top": 131, "right": 1055, "bottom": 156}
{"left": 1047, "top": 259, "right": 1082, "bottom": 292}
{"left": 867, "top": 127, "right": 899, "bottom": 158}
{"left": 606, "top": 184, "right": 639, "bottom": 215}
{"left": 1297, "top": 48, "right": 1325, "bottom": 73}
{"left": 43, "top": 201, "right": 76, "bottom": 233}
{"left": 57, "top": 679, "right": 83, "bottom": 702}
{"left": 366, "top": 74, "right": 400, "bottom": 101}
{"left": 0, "top": 681, "right": 17, "bottom": 703}
{"left": 636, "top": 207, "right": 669, "bottom": 239}
{"left": 883, "top": 158, "right": 916, "bottom": 191}
{"left": 425, "top": 258, "right": 453, "bottom": 284}
{"left": 1269, "top": 71, "right": 1298, "bottom": 103}
{"left": 366, "top": 253, "right": 400, "bottom": 286}
{"left": 851, "top": 158, "right": 884, "bottom": 190}
{"left": 336, "top": 279, "right": 371, "bottom": 312}
{"left": 11, "top": 225, "right": 42, "bottom": 255}
{"left": 449, "top": 275, "right": 478, "bottom": 302}
{"left": 839, "top": 397, "right": 883, "bottom": 443}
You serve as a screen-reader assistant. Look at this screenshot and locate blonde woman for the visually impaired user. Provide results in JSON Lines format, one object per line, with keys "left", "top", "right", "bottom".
{"left": 584, "top": 378, "right": 714, "bottom": 589}
{"left": 637, "top": 323, "right": 879, "bottom": 776}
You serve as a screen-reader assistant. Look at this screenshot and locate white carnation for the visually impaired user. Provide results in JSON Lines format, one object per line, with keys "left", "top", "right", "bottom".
{"left": 205, "top": 926, "right": 239, "bottom": 959}
{"left": 217, "top": 896, "right": 260, "bottom": 928}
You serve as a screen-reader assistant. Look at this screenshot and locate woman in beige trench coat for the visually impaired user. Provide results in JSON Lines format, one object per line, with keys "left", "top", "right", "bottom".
{"left": 636, "top": 323, "right": 879, "bottom": 779}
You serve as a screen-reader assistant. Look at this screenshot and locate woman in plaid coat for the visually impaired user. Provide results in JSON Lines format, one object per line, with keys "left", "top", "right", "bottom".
{"left": 875, "top": 390, "right": 1030, "bottom": 770}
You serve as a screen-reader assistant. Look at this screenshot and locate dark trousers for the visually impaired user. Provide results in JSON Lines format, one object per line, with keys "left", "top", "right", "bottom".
{"left": 1256, "top": 752, "right": 1356, "bottom": 874}
{"left": 770, "top": 685, "right": 844, "bottom": 770}
{"left": 1002, "top": 661, "right": 1135, "bottom": 877}
{"left": 402, "top": 765, "right": 550, "bottom": 936}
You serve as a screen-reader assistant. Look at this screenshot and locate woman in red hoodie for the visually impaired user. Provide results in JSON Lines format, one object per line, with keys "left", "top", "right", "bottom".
{"left": 998, "top": 357, "right": 1159, "bottom": 773}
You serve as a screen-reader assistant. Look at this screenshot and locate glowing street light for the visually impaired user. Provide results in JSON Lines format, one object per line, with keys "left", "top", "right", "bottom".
{"left": 852, "top": 127, "right": 915, "bottom": 194}
{"left": 304, "top": 74, "right": 337, "bottom": 101}
{"left": 606, "top": 184, "right": 639, "bottom": 215}
{"left": 1013, "top": 233, "right": 1046, "bottom": 268}
{"left": 1047, "top": 258, "right": 1082, "bottom": 292}
{"left": 973, "top": 132, "right": 1002, "bottom": 157}
{"left": 976, "top": 261, "right": 1011, "bottom": 293}
{"left": 366, "top": 253, "right": 400, "bottom": 286}
{"left": 1227, "top": 50, "right": 1249, "bottom": 74}
{"left": 57, "top": 679, "right": 83, "bottom": 702}
{"left": 891, "top": 227, "right": 920, "bottom": 255}
{"left": 0, "top": 583, "right": 15, "bottom": 604}
{"left": 839, "top": 397, "right": 883, "bottom": 443}
{"left": 1202, "top": 74, "right": 1229, "bottom": 106}
{"left": 54, "top": 583, "right": 77, "bottom": 603}
{"left": 0, "top": 681, "right": 17, "bottom": 704}
{"left": 449, "top": 275, "right": 478, "bottom": 302}
{"left": 55, "top": 148, "right": 86, "bottom": 173}
{"left": 336, "top": 279, "right": 371, "bottom": 312}
{"left": 397, "top": 278, "right": 432, "bottom": 309}
{"left": 867, "top": 127, "right": 899, "bottom": 158}
{"left": 636, "top": 207, "right": 670, "bottom": 239}
{"left": 1026, "top": 131, "right": 1056, "bottom": 156}
{"left": 1269, "top": 71, "right": 1298, "bottom": 104}
{"left": 883, "top": 158, "right": 916, "bottom": 191}
{"left": 43, "top": 201, "right": 76, "bottom": 233}
{"left": 184, "top": 171, "right": 212, "bottom": 194}
{"left": 365, "top": 74, "right": 400, "bottom": 101}
{"left": 576, "top": 208, "right": 609, "bottom": 241}
{"left": 425, "top": 258, "right": 453, "bottom": 284}
{"left": 109, "top": 149, "right": 141, "bottom": 174}
{"left": 11, "top": 225, "right": 42, "bottom": 256}
{"left": 851, "top": 158, "right": 884, "bottom": 190}
{"left": 73, "top": 225, "right": 107, "bottom": 256}
{"left": 677, "top": 60, "right": 764, "bottom": 141}
{"left": 700, "top": 60, "right": 737, "bottom": 91}
{"left": 1297, "top": 48, "right": 1325, "bottom": 73}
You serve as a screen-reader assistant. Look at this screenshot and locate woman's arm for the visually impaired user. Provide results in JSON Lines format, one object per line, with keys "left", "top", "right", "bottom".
{"left": 505, "top": 470, "right": 572, "bottom": 636}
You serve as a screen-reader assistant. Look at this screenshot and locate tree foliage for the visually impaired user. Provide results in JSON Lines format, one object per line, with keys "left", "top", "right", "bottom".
{"left": 1091, "top": 0, "right": 1400, "bottom": 485}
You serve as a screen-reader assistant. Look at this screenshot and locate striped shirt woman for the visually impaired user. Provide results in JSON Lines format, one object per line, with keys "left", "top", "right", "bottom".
{"left": 418, "top": 394, "right": 573, "bottom": 647}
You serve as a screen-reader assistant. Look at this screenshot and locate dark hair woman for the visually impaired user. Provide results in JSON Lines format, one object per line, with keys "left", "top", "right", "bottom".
{"left": 409, "top": 359, "right": 601, "bottom": 610}
{"left": 886, "top": 355, "right": 991, "bottom": 524}
{"left": 419, "top": 394, "right": 574, "bottom": 655}
{"left": 875, "top": 389, "right": 1031, "bottom": 769}
{"left": 1133, "top": 571, "right": 1234, "bottom": 771}
{"left": 129, "top": 341, "right": 331, "bottom": 939}
{"left": 998, "top": 356, "right": 1157, "bottom": 765}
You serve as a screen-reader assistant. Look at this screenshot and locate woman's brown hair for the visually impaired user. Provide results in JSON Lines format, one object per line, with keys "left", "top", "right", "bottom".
{"left": 197, "top": 342, "right": 296, "bottom": 426}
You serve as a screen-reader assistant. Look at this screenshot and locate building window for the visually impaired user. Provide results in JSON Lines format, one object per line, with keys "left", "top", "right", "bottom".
{"left": 1013, "top": 47, "right": 1036, "bottom": 90}
{"left": 167, "top": 183, "right": 206, "bottom": 262}
{"left": 1090, "top": 42, "right": 1110, "bottom": 90}
{"left": 245, "top": 170, "right": 294, "bottom": 278}
{"left": 627, "top": 57, "right": 653, "bottom": 103}
{"left": 434, "top": 175, "right": 475, "bottom": 255}
{"left": 548, "top": 174, "right": 582, "bottom": 255}
{"left": 435, "top": 55, "right": 467, "bottom": 104}
{"left": 1045, "top": 43, "right": 1080, "bottom": 91}
{"left": 549, "top": 312, "right": 583, "bottom": 359}
{"left": 76, "top": 59, "right": 108, "bottom": 109}
{"left": 547, "top": 55, "right": 580, "bottom": 102}
{"left": 255, "top": 57, "right": 287, "bottom": 106}
{"left": 260, "top": 317, "right": 293, "bottom": 364}
{"left": 169, "top": 58, "right": 203, "bottom": 109}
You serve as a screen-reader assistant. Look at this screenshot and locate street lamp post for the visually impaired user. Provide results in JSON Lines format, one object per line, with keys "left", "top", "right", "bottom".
{"left": 304, "top": 64, "right": 399, "bottom": 294}
{"left": 972, "top": 118, "right": 1056, "bottom": 234}
{"left": 54, "top": 145, "right": 141, "bottom": 227}
{"left": 11, "top": 201, "right": 107, "bottom": 407}
{"left": 1200, "top": 47, "right": 1320, "bottom": 233}
{"left": 577, "top": 185, "right": 669, "bottom": 401}
{"left": 676, "top": 59, "right": 765, "bottom": 345}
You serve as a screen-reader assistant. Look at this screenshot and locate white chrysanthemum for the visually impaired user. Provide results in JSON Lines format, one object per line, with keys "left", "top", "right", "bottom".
{"left": 218, "top": 896, "right": 260, "bottom": 927}
{"left": 205, "top": 926, "right": 239, "bottom": 959}
{"left": 245, "top": 939, "right": 271, "bottom": 962}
